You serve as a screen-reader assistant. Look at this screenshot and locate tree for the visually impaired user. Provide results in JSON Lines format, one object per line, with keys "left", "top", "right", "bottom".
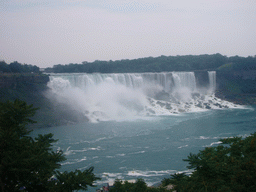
{"left": 9, "top": 61, "right": 23, "bottom": 73}
{"left": 109, "top": 178, "right": 168, "bottom": 192}
{"left": 0, "top": 61, "right": 11, "bottom": 73}
{"left": 164, "top": 133, "right": 256, "bottom": 192}
{"left": 51, "top": 168, "right": 98, "bottom": 192}
{"left": 0, "top": 99, "right": 99, "bottom": 191}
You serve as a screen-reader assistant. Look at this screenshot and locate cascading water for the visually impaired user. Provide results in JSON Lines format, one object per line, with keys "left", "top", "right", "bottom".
{"left": 208, "top": 71, "right": 216, "bottom": 93}
{"left": 47, "top": 71, "right": 240, "bottom": 122}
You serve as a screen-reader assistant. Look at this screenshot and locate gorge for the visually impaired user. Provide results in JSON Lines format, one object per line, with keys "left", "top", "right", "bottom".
{"left": 33, "top": 71, "right": 255, "bottom": 190}
{"left": 1, "top": 70, "right": 255, "bottom": 190}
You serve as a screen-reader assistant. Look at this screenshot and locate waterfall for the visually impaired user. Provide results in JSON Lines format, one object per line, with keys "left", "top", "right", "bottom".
{"left": 47, "top": 71, "right": 239, "bottom": 122}
{"left": 208, "top": 71, "right": 216, "bottom": 93}
{"left": 49, "top": 72, "right": 197, "bottom": 93}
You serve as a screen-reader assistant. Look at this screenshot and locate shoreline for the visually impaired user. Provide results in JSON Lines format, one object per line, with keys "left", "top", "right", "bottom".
{"left": 215, "top": 91, "right": 256, "bottom": 105}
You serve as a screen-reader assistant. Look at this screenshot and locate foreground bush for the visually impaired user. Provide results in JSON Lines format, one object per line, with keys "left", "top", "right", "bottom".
{"left": 109, "top": 178, "right": 169, "bottom": 192}
{"left": 163, "top": 133, "right": 256, "bottom": 192}
{"left": 0, "top": 99, "right": 99, "bottom": 192}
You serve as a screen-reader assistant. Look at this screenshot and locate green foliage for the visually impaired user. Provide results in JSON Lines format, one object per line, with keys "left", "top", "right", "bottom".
{"left": 0, "top": 61, "right": 40, "bottom": 73}
{"left": 217, "top": 63, "right": 234, "bottom": 71}
{"left": 165, "top": 133, "right": 256, "bottom": 192}
{"left": 217, "top": 56, "right": 256, "bottom": 72}
{"left": 109, "top": 178, "right": 169, "bottom": 192}
{"left": 0, "top": 99, "right": 99, "bottom": 191}
{"left": 44, "top": 54, "right": 256, "bottom": 74}
{"left": 45, "top": 54, "right": 229, "bottom": 73}
{"left": 51, "top": 167, "right": 100, "bottom": 192}
{"left": 0, "top": 61, "right": 11, "bottom": 72}
{"left": 0, "top": 99, "right": 37, "bottom": 136}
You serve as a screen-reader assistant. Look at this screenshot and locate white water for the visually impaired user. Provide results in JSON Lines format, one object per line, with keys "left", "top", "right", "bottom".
{"left": 208, "top": 71, "right": 216, "bottom": 93}
{"left": 47, "top": 72, "right": 241, "bottom": 122}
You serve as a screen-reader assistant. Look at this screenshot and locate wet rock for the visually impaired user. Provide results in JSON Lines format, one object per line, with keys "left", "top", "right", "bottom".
{"left": 178, "top": 108, "right": 186, "bottom": 112}
{"left": 165, "top": 103, "right": 172, "bottom": 110}
{"left": 147, "top": 108, "right": 156, "bottom": 114}
{"left": 155, "top": 90, "right": 170, "bottom": 101}
{"left": 204, "top": 103, "right": 211, "bottom": 109}
{"left": 156, "top": 101, "right": 166, "bottom": 107}
{"left": 196, "top": 102, "right": 203, "bottom": 108}
{"left": 213, "top": 103, "right": 222, "bottom": 108}
{"left": 192, "top": 92, "right": 200, "bottom": 99}
{"left": 200, "top": 96, "right": 205, "bottom": 100}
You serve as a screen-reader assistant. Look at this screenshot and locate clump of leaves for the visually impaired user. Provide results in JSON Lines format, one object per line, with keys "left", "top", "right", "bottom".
{"left": 163, "top": 133, "right": 256, "bottom": 192}
{"left": 109, "top": 178, "right": 169, "bottom": 192}
{"left": 0, "top": 99, "right": 100, "bottom": 192}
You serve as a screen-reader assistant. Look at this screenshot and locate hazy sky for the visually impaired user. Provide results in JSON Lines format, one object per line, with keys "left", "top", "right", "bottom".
{"left": 1, "top": 0, "right": 256, "bottom": 68}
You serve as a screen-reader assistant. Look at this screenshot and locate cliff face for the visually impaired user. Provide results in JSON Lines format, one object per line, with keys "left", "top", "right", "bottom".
{"left": 216, "top": 70, "right": 256, "bottom": 104}
{"left": 183, "top": 70, "right": 256, "bottom": 105}
{"left": 0, "top": 74, "right": 52, "bottom": 128}
{"left": 0, "top": 73, "right": 87, "bottom": 128}
{"left": 194, "top": 71, "right": 210, "bottom": 88}
{"left": 0, "top": 73, "right": 49, "bottom": 89}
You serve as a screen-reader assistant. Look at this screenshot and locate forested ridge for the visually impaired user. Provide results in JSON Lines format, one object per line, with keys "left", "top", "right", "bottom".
{"left": 44, "top": 54, "right": 256, "bottom": 73}
{"left": 0, "top": 61, "right": 40, "bottom": 73}
{"left": 1, "top": 54, "right": 256, "bottom": 74}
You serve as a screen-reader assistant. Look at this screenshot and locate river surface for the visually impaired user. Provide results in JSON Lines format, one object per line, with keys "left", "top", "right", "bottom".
{"left": 31, "top": 106, "right": 256, "bottom": 191}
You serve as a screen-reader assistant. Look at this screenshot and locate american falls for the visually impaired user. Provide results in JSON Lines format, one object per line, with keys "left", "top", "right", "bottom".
{"left": 47, "top": 71, "right": 240, "bottom": 122}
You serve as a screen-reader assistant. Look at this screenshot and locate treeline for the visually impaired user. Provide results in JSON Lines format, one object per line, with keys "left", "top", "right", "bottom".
{"left": 45, "top": 53, "right": 256, "bottom": 73}
{"left": 2, "top": 54, "right": 255, "bottom": 74}
{"left": 0, "top": 61, "right": 40, "bottom": 73}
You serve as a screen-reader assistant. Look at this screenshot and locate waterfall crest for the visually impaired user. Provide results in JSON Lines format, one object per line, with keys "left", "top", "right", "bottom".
{"left": 47, "top": 72, "right": 239, "bottom": 122}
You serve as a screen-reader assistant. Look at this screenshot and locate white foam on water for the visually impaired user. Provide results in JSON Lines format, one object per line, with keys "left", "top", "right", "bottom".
{"left": 62, "top": 146, "right": 102, "bottom": 156}
{"left": 63, "top": 146, "right": 73, "bottom": 156}
{"left": 127, "top": 169, "right": 176, "bottom": 177}
{"left": 116, "top": 153, "right": 126, "bottom": 156}
{"left": 106, "top": 156, "right": 115, "bottom": 158}
{"left": 202, "top": 141, "right": 223, "bottom": 147}
{"left": 198, "top": 136, "right": 211, "bottom": 140}
{"left": 178, "top": 144, "right": 189, "bottom": 149}
{"left": 61, "top": 157, "right": 87, "bottom": 165}
{"left": 102, "top": 172, "right": 122, "bottom": 178}
{"left": 96, "top": 169, "right": 180, "bottom": 187}
{"left": 129, "top": 151, "right": 146, "bottom": 155}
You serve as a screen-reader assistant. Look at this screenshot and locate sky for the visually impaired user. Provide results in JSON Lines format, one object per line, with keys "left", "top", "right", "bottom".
{"left": 0, "top": 0, "right": 256, "bottom": 68}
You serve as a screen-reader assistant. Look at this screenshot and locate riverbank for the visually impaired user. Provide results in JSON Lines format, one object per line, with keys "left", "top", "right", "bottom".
{"left": 215, "top": 91, "right": 256, "bottom": 105}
